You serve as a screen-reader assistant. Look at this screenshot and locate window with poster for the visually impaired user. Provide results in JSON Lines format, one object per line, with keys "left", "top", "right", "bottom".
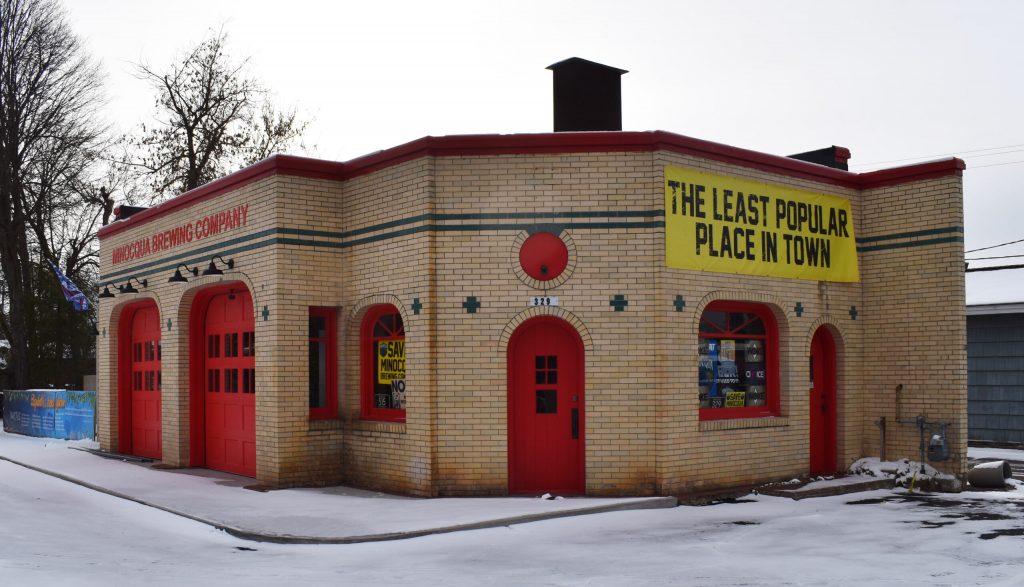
{"left": 360, "top": 304, "right": 406, "bottom": 422}
{"left": 698, "top": 301, "right": 778, "bottom": 420}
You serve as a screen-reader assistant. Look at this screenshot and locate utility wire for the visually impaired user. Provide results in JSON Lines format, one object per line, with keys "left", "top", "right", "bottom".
{"left": 965, "top": 253, "right": 1024, "bottom": 261}
{"left": 969, "top": 159, "right": 1024, "bottom": 169}
{"left": 855, "top": 148, "right": 1024, "bottom": 168}
{"left": 966, "top": 264, "right": 1024, "bottom": 273}
{"left": 850, "top": 143, "right": 1024, "bottom": 168}
{"left": 965, "top": 237, "right": 1024, "bottom": 254}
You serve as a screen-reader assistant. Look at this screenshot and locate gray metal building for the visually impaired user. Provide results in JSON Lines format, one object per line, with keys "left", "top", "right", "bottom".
{"left": 968, "top": 303, "right": 1024, "bottom": 444}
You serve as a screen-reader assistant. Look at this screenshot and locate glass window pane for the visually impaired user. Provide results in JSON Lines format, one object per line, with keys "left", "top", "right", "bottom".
{"left": 536, "top": 390, "right": 557, "bottom": 413}
{"left": 731, "top": 313, "right": 765, "bottom": 335}
{"left": 699, "top": 311, "right": 728, "bottom": 333}
{"left": 309, "top": 341, "right": 325, "bottom": 408}
{"left": 698, "top": 310, "right": 770, "bottom": 411}
{"left": 318, "top": 342, "right": 327, "bottom": 405}
{"left": 374, "top": 314, "right": 392, "bottom": 337}
{"left": 309, "top": 316, "right": 326, "bottom": 339}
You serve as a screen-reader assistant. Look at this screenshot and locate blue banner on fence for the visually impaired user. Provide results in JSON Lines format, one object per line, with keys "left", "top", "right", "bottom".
{"left": 2, "top": 389, "right": 96, "bottom": 440}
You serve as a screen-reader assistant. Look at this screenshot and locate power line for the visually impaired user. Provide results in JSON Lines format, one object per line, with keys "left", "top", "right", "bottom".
{"left": 965, "top": 237, "right": 1024, "bottom": 254}
{"left": 965, "top": 253, "right": 1024, "bottom": 261}
{"left": 966, "top": 263, "right": 1024, "bottom": 273}
{"left": 970, "top": 159, "right": 1024, "bottom": 170}
{"left": 965, "top": 148, "right": 1024, "bottom": 160}
{"left": 850, "top": 143, "right": 1024, "bottom": 168}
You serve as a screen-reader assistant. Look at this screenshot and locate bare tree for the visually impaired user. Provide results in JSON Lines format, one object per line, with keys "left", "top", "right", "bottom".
{"left": 128, "top": 30, "right": 307, "bottom": 201}
{"left": 0, "top": 0, "right": 104, "bottom": 389}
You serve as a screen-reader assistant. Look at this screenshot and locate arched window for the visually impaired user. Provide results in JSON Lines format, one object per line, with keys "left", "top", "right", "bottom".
{"left": 698, "top": 301, "right": 778, "bottom": 420}
{"left": 361, "top": 305, "right": 406, "bottom": 422}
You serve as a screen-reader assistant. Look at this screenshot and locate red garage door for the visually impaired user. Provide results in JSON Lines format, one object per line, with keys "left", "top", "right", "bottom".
{"left": 204, "top": 290, "right": 256, "bottom": 477}
{"left": 508, "top": 317, "right": 585, "bottom": 495}
{"left": 130, "top": 304, "right": 162, "bottom": 459}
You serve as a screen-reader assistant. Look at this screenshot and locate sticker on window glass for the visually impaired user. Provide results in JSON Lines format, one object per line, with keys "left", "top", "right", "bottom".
{"left": 720, "top": 340, "right": 735, "bottom": 362}
{"left": 725, "top": 390, "right": 746, "bottom": 407}
{"left": 391, "top": 379, "right": 406, "bottom": 409}
{"left": 377, "top": 340, "right": 406, "bottom": 384}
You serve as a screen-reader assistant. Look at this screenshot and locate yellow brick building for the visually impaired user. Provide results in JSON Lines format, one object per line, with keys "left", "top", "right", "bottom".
{"left": 95, "top": 129, "right": 966, "bottom": 497}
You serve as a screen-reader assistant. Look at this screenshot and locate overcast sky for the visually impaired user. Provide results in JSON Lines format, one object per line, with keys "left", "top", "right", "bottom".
{"left": 65, "top": 0, "right": 1024, "bottom": 305}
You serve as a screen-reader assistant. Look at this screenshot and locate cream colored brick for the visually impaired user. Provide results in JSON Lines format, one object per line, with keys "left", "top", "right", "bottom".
{"left": 97, "top": 149, "right": 966, "bottom": 496}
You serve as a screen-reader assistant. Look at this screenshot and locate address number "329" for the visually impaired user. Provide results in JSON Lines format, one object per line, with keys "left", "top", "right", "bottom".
{"left": 529, "top": 296, "right": 560, "bottom": 307}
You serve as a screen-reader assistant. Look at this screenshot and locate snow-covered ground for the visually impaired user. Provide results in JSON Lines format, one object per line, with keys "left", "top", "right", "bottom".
{"left": 2, "top": 432, "right": 1024, "bottom": 586}
{"left": 969, "top": 446, "right": 1024, "bottom": 462}
{"left": 0, "top": 430, "right": 669, "bottom": 541}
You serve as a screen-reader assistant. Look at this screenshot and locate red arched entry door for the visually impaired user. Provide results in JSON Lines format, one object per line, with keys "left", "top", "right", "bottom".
{"left": 809, "top": 326, "right": 837, "bottom": 475}
{"left": 202, "top": 288, "right": 256, "bottom": 477}
{"left": 120, "top": 302, "right": 162, "bottom": 459}
{"left": 508, "top": 317, "right": 585, "bottom": 495}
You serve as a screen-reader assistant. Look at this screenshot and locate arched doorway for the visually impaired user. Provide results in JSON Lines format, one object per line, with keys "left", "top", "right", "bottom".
{"left": 508, "top": 316, "right": 585, "bottom": 495}
{"left": 809, "top": 326, "right": 837, "bottom": 475}
{"left": 118, "top": 301, "right": 162, "bottom": 459}
{"left": 190, "top": 284, "right": 256, "bottom": 477}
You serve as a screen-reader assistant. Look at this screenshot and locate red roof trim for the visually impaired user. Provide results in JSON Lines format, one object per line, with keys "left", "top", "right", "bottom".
{"left": 857, "top": 158, "right": 966, "bottom": 189}
{"left": 337, "top": 131, "right": 861, "bottom": 186}
{"left": 97, "top": 133, "right": 966, "bottom": 239}
{"left": 97, "top": 155, "right": 344, "bottom": 238}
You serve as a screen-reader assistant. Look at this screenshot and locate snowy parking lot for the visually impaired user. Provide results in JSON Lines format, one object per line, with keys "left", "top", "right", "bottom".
{"left": 1, "top": 433, "right": 1023, "bottom": 586}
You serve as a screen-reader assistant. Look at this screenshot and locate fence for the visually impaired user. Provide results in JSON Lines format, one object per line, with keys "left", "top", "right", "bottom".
{"left": 1, "top": 389, "right": 96, "bottom": 440}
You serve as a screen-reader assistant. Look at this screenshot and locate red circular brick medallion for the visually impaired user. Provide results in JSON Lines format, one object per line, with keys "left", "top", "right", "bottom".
{"left": 519, "top": 232, "right": 568, "bottom": 281}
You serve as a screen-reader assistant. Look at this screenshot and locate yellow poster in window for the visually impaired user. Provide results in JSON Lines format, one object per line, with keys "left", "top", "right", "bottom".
{"left": 665, "top": 166, "right": 859, "bottom": 282}
{"left": 377, "top": 340, "right": 405, "bottom": 384}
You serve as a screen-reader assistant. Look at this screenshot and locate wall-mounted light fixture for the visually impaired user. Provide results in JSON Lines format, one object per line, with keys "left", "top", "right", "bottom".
{"left": 119, "top": 277, "right": 148, "bottom": 295}
{"left": 168, "top": 263, "right": 199, "bottom": 283}
{"left": 201, "top": 255, "right": 235, "bottom": 276}
{"left": 98, "top": 286, "right": 116, "bottom": 299}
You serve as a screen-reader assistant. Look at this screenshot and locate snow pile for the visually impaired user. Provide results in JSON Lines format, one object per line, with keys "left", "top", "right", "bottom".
{"left": 849, "top": 457, "right": 957, "bottom": 488}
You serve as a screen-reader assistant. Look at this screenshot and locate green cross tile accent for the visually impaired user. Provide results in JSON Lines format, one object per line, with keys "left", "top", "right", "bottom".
{"left": 411, "top": 298, "right": 423, "bottom": 315}
{"left": 849, "top": 305, "right": 858, "bottom": 320}
{"left": 674, "top": 295, "right": 685, "bottom": 312}
{"left": 166, "top": 318, "right": 173, "bottom": 331}
{"left": 610, "top": 294, "right": 628, "bottom": 312}
{"left": 262, "top": 305, "right": 270, "bottom": 321}
{"left": 463, "top": 296, "right": 481, "bottom": 314}
{"left": 794, "top": 302, "right": 804, "bottom": 317}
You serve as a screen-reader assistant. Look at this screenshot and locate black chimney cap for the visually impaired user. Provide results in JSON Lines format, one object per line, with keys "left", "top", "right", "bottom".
{"left": 787, "top": 146, "right": 852, "bottom": 171}
{"left": 547, "top": 57, "right": 628, "bottom": 133}
{"left": 546, "top": 57, "right": 628, "bottom": 76}
{"left": 114, "top": 205, "right": 148, "bottom": 220}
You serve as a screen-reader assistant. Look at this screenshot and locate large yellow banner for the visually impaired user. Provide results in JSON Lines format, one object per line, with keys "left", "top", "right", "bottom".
{"left": 665, "top": 166, "right": 859, "bottom": 282}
